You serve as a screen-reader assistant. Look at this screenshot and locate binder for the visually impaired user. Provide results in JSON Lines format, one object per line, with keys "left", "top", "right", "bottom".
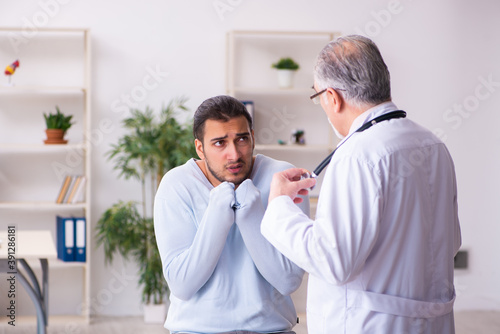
{"left": 56, "top": 216, "right": 75, "bottom": 261}
{"left": 74, "top": 217, "right": 86, "bottom": 262}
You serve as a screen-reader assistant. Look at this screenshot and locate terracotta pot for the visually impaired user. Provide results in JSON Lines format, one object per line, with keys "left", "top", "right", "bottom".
{"left": 44, "top": 129, "right": 67, "bottom": 144}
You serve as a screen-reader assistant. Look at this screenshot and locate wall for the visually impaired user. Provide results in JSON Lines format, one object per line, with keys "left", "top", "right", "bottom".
{"left": 0, "top": 0, "right": 499, "bottom": 316}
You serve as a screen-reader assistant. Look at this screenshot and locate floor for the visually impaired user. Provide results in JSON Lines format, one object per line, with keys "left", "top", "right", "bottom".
{"left": 1, "top": 311, "right": 499, "bottom": 334}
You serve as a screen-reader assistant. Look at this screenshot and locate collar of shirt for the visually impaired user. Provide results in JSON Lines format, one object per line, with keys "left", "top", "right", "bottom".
{"left": 348, "top": 101, "right": 399, "bottom": 135}
{"left": 335, "top": 101, "right": 399, "bottom": 148}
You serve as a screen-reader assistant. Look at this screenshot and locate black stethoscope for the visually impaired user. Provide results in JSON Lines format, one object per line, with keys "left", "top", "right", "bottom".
{"left": 302, "top": 110, "right": 407, "bottom": 182}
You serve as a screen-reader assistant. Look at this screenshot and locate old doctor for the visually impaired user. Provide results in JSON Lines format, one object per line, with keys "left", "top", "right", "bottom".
{"left": 261, "top": 35, "right": 462, "bottom": 334}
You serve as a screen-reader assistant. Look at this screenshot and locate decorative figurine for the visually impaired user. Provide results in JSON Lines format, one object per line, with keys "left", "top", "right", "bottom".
{"left": 291, "top": 129, "right": 305, "bottom": 145}
{"left": 4, "top": 60, "right": 20, "bottom": 86}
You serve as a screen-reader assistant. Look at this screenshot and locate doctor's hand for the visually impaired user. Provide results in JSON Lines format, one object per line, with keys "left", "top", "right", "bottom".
{"left": 269, "top": 168, "right": 316, "bottom": 204}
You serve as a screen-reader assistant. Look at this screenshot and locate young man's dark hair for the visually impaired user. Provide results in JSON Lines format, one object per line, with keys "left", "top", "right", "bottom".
{"left": 193, "top": 95, "right": 253, "bottom": 142}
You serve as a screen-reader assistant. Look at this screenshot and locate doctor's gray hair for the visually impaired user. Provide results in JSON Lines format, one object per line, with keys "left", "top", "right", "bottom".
{"left": 193, "top": 95, "right": 253, "bottom": 142}
{"left": 314, "top": 35, "right": 391, "bottom": 107}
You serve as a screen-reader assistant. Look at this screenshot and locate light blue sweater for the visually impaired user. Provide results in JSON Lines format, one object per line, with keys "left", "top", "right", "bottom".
{"left": 154, "top": 154, "right": 307, "bottom": 334}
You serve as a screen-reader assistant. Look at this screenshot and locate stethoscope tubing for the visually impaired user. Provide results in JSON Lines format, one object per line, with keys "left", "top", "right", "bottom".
{"left": 305, "top": 110, "right": 407, "bottom": 181}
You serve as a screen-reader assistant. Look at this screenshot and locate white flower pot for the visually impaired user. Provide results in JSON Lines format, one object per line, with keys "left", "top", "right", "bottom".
{"left": 277, "top": 69, "right": 296, "bottom": 88}
{"left": 143, "top": 303, "right": 167, "bottom": 324}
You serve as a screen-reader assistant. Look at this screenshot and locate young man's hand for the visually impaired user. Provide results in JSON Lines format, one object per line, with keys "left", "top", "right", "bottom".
{"left": 208, "top": 181, "right": 236, "bottom": 227}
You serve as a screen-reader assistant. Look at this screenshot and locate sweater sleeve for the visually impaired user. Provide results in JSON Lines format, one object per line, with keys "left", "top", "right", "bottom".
{"left": 234, "top": 179, "right": 304, "bottom": 295}
{"left": 154, "top": 175, "right": 236, "bottom": 300}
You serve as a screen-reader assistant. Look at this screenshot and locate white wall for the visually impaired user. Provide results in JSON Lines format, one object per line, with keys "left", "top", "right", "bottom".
{"left": 1, "top": 0, "right": 499, "bottom": 316}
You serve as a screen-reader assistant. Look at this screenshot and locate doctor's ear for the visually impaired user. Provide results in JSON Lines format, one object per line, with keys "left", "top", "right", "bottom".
{"left": 326, "top": 88, "right": 344, "bottom": 113}
{"left": 195, "top": 139, "right": 205, "bottom": 160}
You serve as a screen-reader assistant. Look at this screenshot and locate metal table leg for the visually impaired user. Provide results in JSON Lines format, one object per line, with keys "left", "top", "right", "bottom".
{"left": 18, "top": 258, "right": 48, "bottom": 334}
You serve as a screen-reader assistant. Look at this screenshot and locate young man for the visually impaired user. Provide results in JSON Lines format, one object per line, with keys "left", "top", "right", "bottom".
{"left": 154, "top": 95, "right": 308, "bottom": 334}
{"left": 261, "top": 35, "right": 462, "bottom": 333}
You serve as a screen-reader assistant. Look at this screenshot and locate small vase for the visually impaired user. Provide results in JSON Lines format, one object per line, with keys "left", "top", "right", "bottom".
{"left": 44, "top": 129, "right": 67, "bottom": 144}
{"left": 277, "top": 69, "right": 296, "bottom": 89}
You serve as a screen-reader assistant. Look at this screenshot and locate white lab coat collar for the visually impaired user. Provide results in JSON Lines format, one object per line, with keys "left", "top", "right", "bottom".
{"left": 335, "top": 101, "right": 399, "bottom": 148}
{"left": 348, "top": 101, "right": 399, "bottom": 135}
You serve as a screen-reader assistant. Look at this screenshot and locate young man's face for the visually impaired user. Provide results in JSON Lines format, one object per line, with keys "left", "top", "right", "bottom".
{"left": 195, "top": 115, "right": 255, "bottom": 187}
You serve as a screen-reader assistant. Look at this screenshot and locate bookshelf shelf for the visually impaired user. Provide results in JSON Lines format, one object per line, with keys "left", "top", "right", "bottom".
{"left": 0, "top": 86, "right": 86, "bottom": 94}
{"left": 255, "top": 144, "right": 333, "bottom": 152}
{"left": 0, "top": 201, "right": 86, "bottom": 210}
{"left": 0, "top": 28, "right": 91, "bottom": 324}
{"left": 230, "top": 87, "right": 313, "bottom": 95}
{"left": 0, "top": 143, "right": 87, "bottom": 150}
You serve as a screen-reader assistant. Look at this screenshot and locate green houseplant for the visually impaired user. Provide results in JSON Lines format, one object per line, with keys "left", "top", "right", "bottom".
{"left": 272, "top": 57, "right": 300, "bottom": 89}
{"left": 271, "top": 57, "right": 300, "bottom": 71}
{"left": 43, "top": 105, "right": 74, "bottom": 144}
{"left": 95, "top": 97, "right": 196, "bottom": 322}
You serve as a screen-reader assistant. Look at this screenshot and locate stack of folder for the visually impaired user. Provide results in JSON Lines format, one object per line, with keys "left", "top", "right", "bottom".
{"left": 56, "top": 216, "right": 86, "bottom": 262}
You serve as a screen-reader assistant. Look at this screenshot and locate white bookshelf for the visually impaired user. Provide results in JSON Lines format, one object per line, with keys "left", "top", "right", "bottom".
{"left": 226, "top": 30, "right": 341, "bottom": 198}
{"left": 0, "top": 27, "right": 91, "bottom": 324}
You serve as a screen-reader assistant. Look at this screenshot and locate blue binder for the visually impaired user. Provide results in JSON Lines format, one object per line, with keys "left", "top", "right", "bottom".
{"left": 74, "top": 217, "right": 86, "bottom": 262}
{"left": 56, "top": 216, "right": 75, "bottom": 261}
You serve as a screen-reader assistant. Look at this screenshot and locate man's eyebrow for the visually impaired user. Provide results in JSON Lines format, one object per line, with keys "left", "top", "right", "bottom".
{"left": 236, "top": 132, "right": 250, "bottom": 137}
{"left": 210, "top": 135, "right": 228, "bottom": 142}
{"left": 210, "top": 132, "right": 250, "bottom": 142}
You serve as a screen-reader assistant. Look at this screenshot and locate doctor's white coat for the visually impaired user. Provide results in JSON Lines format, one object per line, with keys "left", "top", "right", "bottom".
{"left": 261, "top": 103, "right": 461, "bottom": 334}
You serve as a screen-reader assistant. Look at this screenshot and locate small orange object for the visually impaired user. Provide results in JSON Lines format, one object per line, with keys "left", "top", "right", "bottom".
{"left": 5, "top": 60, "right": 20, "bottom": 75}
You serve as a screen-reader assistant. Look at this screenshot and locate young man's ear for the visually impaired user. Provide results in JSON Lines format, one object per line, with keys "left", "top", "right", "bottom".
{"left": 195, "top": 139, "right": 205, "bottom": 160}
{"left": 251, "top": 129, "right": 255, "bottom": 150}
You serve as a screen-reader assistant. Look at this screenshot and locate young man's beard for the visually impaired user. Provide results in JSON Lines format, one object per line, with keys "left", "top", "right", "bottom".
{"left": 206, "top": 158, "right": 253, "bottom": 186}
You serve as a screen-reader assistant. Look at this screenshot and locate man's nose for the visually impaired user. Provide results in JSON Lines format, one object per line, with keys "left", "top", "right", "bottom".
{"left": 226, "top": 142, "right": 240, "bottom": 160}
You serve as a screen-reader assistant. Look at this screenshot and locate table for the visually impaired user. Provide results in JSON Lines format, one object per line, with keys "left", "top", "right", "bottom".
{"left": 0, "top": 230, "right": 57, "bottom": 334}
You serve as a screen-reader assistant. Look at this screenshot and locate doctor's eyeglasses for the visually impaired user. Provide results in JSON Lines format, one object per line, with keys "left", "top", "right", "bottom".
{"left": 310, "top": 86, "right": 346, "bottom": 104}
{"left": 310, "top": 88, "right": 327, "bottom": 104}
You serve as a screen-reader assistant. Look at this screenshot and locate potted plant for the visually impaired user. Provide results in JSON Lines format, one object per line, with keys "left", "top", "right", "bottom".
{"left": 95, "top": 97, "right": 196, "bottom": 323}
{"left": 271, "top": 57, "right": 300, "bottom": 88}
{"left": 43, "top": 105, "right": 74, "bottom": 144}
